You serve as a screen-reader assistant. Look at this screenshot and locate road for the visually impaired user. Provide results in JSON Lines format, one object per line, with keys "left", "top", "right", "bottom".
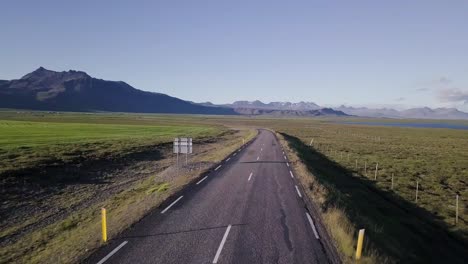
{"left": 85, "top": 129, "right": 338, "bottom": 264}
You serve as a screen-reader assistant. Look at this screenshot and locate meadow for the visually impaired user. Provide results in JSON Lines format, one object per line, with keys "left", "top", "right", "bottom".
{"left": 270, "top": 119, "right": 468, "bottom": 263}
{"left": 0, "top": 111, "right": 224, "bottom": 175}
{"left": 0, "top": 111, "right": 258, "bottom": 263}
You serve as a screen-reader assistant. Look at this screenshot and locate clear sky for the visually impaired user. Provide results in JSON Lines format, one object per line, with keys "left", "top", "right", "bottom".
{"left": 1, "top": 0, "right": 468, "bottom": 111}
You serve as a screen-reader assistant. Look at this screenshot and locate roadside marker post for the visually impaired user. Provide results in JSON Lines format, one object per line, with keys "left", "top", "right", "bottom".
{"left": 355, "top": 159, "right": 358, "bottom": 170}
{"left": 364, "top": 161, "right": 367, "bottom": 176}
{"left": 101, "top": 208, "right": 107, "bottom": 243}
{"left": 355, "top": 229, "right": 365, "bottom": 260}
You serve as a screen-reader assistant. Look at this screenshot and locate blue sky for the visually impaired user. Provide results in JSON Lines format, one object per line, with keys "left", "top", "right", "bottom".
{"left": 1, "top": 0, "right": 468, "bottom": 110}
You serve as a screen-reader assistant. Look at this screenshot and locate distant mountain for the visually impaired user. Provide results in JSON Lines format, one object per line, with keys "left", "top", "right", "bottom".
{"left": 234, "top": 107, "right": 348, "bottom": 117}
{"left": 335, "top": 105, "right": 468, "bottom": 120}
{"left": 0, "top": 67, "right": 235, "bottom": 115}
{"left": 226, "top": 100, "right": 321, "bottom": 110}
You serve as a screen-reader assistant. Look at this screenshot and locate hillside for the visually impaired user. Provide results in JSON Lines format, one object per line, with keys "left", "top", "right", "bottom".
{"left": 0, "top": 67, "right": 236, "bottom": 115}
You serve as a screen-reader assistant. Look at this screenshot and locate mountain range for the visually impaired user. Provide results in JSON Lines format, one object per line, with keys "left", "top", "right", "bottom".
{"left": 1, "top": 68, "right": 467, "bottom": 120}
{"left": 219, "top": 101, "right": 468, "bottom": 120}
{"left": 0, "top": 67, "right": 235, "bottom": 115}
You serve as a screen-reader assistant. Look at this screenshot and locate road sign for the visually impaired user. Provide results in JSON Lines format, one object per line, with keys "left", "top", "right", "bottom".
{"left": 173, "top": 138, "right": 192, "bottom": 154}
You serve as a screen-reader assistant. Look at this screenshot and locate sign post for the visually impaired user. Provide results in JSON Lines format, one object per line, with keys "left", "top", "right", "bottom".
{"left": 174, "top": 138, "right": 193, "bottom": 173}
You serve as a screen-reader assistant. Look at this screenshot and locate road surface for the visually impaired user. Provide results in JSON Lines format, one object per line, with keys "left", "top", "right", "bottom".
{"left": 85, "top": 129, "right": 338, "bottom": 264}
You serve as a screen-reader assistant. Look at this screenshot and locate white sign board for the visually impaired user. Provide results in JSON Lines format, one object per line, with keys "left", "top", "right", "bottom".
{"left": 173, "top": 138, "right": 192, "bottom": 154}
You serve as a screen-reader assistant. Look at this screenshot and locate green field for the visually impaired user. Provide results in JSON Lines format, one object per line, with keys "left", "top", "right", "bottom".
{"left": 269, "top": 119, "right": 468, "bottom": 263}
{"left": 0, "top": 112, "right": 223, "bottom": 175}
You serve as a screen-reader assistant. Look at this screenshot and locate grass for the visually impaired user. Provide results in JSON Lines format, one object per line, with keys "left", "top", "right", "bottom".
{"left": 0, "top": 111, "right": 260, "bottom": 263}
{"left": 270, "top": 119, "right": 467, "bottom": 263}
{"left": 0, "top": 114, "right": 224, "bottom": 175}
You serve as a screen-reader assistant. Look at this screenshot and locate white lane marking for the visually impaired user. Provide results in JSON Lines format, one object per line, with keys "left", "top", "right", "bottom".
{"left": 295, "top": 185, "right": 302, "bottom": 198}
{"left": 161, "top": 196, "right": 183, "bottom": 214}
{"left": 215, "top": 165, "right": 222, "bottom": 171}
{"left": 283, "top": 155, "right": 287, "bottom": 160}
{"left": 213, "top": 225, "right": 232, "bottom": 263}
{"left": 306, "top": 212, "right": 320, "bottom": 239}
{"left": 261, "top": 148, "right": 263, "bottom": 151}
{"left": 196, "top": 176, "right": 208, "bottom": 185}
{"left": 289, "top": 171, "right": 294, "bottom": 178}
{"left": 282, "top": 151, "right": 284, "bottom": 154}
{"left": 248, "top": 172, "right": 253, "bottom": 181}
{"left": 286, "top": 163, "right": 289, "bottom": 167}
{"left": 256, "top": 157, "right": 260, "bottom": 161}
{"left": 226, "top": 158, "right": 231, "bottom": 162}
{"left": 233, "top": 153, "right": 237, "bottom": 156}
{"left": 96, "top": 241, "right": 128, "bottom": 264}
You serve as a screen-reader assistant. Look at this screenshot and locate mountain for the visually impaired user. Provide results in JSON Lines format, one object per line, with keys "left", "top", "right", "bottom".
{"left": 0, "top": 67, "right": 235, "bottom": 115}
{"left": 226, "top": 100, "right": 321, "bottom": 110}
{"left": 234, "top": 107, "right": 348, "bottom": 117}
{"left": 336, "top": 105, "right": 468, "bottom": 120}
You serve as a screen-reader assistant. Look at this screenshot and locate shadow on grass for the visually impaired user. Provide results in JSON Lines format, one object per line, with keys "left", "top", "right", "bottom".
{"left": 282, "top": 133, "right": 468, "bottom": 264}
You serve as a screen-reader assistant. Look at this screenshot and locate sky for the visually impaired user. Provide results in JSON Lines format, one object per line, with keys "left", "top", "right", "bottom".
{"left": 1, "top": 0, "right": 468, "bottom": 111}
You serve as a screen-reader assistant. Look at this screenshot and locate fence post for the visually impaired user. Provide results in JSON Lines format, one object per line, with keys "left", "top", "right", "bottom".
{"left": 415, "top": 181, "right": 419, "bottom": 203}
{"left": 374, "top": 162, "right": 378, "bottom": 180}
{"left": 456, "top": 195, "right": 459, "bottom": 225}
{"left": 101, "top": 208, "right": 107, "bottom": 243}
{"left": 391, "top": 173, "right": 394, "bottom": 190}
{"left": 355, "top": 229, "right": 365, "bottom": 260}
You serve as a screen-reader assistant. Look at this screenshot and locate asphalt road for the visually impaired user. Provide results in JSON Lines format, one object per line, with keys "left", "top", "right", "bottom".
{"left": 85, "top": 129, "right": 338, "bottom": 264}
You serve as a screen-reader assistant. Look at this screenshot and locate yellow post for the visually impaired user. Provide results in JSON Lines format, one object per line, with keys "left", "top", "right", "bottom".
{"left": 101, "top": 208, "right": 107, "bottom": 242}
{"left": 355, "top": 229, "right": 365, "bottom": 260}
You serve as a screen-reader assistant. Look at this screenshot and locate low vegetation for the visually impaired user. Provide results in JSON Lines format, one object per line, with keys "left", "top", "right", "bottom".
{"left": 0, "top": 111, "right": 256, "bottom": 264}
{"left": 272, "top": 119, "right": 467, "bottom": 263}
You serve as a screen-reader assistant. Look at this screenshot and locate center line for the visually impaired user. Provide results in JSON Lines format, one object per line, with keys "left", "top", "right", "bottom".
{"left": 196, "top": 176, "right": 208, "bottom": 185}
{"left": 213, "top": 225, "right": 232, "bottom": 263}
{"left": 248, "top": 172, "right": 253, "bottom": 181}
{"left": 161, "top": 196, "right": 183, "bottom": 214}
{"left": 286, "top": 163, "right": 290, "bottom": 167}
{"left": 295, "top": 185, "right": 302, "bottom": 198}
{"left": 256, "top": 156, "right": 260, "bottom": 161}
{"left": 283, "top": 155, "right": 287, "bottom": 160}
{"left": 97, "top": 241, "right": 128, "bottom": 264}
{"left": 226, "top": 158, "right": 230, "bottom": 162}
{"left": 289, "top": 171, "right": 294, "bottom": 178}
{"left": 215, "top": 165, "right": 222, "bottom": 171}
{"left": 233, "top": 153, "right": 237, "bottom": 156}
{"left": 306, "top": 213, "right": 320, "bottom": 239}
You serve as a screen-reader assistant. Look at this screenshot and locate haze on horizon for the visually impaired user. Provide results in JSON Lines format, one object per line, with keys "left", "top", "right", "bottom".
{"left": 1, "top": 0, "right": 468, "bottom": 111}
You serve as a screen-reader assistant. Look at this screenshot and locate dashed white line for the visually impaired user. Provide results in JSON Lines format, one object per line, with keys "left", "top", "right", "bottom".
{"left": 196, "top": 176, "right": 208, "bottom": 185}
{"left": 97, "top": 241, "right": 128, "bottom": 264}
{"left": 283, "top": 155, "right": 287, "bottom": 160}
{"left": 215, "top": 165, "right": 222, "bottom": 171}
{"left": 226, "top": 158, "right": 231, "bottom": 162}
{"left": 213, "top": 225, "right": 232, "bottom": 263}
{"left": 248, "top": 172, "right": 253, "bottom": 181}
{"left": 161, "top": 196, "right": 183, "bottom": 214}
{"left": 306, "top": 212, "right": 320, "bottom": 239}
{"left": 282, "top": 151, "right": 284, "bottom": 155}
{"left": 295, "top": 185, "right": 302, "bottom": 198}
{"left": 286, "top": 163, "right": 289, "bottom": 167}
{"left": 261, "top": 148, "right": 263, "bottom": 151}
{"left": 289, "top": 170, "right": 294, "bottom": 178}
{"left": 256, "top": 157, "right": 260, "bottom": 161}
{"left": 233, "top": 153, "right": 237, "bottom": 156}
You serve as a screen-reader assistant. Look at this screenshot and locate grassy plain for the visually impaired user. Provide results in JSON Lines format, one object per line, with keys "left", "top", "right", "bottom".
{"left": 0, "top": 111, "right": 257, "bottom": 263}
{"left": 270, "top": 118, "right": 468, "bottom": 263}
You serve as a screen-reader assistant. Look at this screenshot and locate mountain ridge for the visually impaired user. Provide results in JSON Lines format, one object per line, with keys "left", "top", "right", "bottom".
{"left": 0, "top": 67, "right": 236, "bottom": 115}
